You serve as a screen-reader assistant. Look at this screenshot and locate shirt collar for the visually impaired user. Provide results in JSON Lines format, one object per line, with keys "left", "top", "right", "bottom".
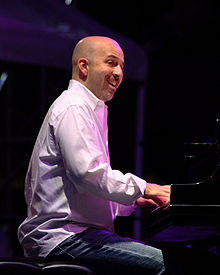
{"left": 68, "top": 80, "right": 107, "bottom": 112}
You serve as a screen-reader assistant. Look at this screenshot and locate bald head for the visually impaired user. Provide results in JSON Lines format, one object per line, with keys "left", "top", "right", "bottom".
{"left": 71, "top": 36, "right": 124, "bottom": 102}
{"left": 72, "top": 36, "right": 124, "bottom": 78}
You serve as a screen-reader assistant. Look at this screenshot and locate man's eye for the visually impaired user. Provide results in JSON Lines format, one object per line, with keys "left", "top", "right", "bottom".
{"left": 107, "top": 60, "right": 113, "bottom": 65}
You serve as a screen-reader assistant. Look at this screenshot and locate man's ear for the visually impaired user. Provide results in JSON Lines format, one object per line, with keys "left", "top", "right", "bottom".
{"left": 78, "top": 58, "right": 89, "bottom": 80}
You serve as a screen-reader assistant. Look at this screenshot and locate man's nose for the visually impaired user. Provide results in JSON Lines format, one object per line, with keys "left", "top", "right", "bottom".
{"left": 113, "top": 65, "right": 123, "bottom": 79}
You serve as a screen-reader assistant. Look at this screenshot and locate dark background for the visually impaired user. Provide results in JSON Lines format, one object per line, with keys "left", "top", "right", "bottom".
{"left": 77, "top": 0, "right": 220, "bottom": 182}
{"left": 0, "top": 0, "right": 220, "bottom": 259}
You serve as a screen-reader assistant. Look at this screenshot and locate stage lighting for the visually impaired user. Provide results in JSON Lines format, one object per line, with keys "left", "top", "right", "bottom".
{"left": 65, "top": 0, "right": 72, "bottom": 6}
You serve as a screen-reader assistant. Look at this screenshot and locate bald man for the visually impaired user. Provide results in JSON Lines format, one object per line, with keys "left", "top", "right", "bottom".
{"left": 18, "top": 37, "right": 177, "bottom": 275}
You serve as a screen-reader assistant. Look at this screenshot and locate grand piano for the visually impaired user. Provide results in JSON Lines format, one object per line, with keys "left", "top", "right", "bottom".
{"left": 143, "top": 139, "right": 220, "bottom": 257}
{"left": 142, "top": 140, "right": 220, "bottom": 274}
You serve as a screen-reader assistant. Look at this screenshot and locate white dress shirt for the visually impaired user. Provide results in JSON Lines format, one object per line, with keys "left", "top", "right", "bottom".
{"left": 17, "top": 80, "right": 146, "bottom": 259}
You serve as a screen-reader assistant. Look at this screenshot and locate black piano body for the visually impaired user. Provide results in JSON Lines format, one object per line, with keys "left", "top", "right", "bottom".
{"left": 143, "top": 163, "right": 220, "bottom": 251}
{"left": 143, "top": 163, "right": 220, "bottom": 274}
{"left": 142, "top": 122, "right": 220, "bottom": 273}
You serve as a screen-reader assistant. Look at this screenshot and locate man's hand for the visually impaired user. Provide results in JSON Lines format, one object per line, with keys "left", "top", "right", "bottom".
{"left": 136, "top": 182, "right": 170, "bottom": 208}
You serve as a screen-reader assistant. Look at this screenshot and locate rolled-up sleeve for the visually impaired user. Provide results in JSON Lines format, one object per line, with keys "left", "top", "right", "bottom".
{"left": 56, "top": 103, "right": 146, "bottom": 206}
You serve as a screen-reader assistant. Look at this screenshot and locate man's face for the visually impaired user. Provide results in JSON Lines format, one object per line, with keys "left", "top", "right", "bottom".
{"left": 86, "top": 40, "right": 124, "bottom": 102}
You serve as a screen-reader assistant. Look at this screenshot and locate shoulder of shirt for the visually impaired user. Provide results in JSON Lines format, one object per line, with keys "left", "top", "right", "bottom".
{"left": 49, "top": 80, "right": 99, "bottom": 121}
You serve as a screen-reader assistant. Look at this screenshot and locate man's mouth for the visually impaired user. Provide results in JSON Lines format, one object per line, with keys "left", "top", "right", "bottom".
{"left": 108, "top": 81, "right": 117, "bottom": 88}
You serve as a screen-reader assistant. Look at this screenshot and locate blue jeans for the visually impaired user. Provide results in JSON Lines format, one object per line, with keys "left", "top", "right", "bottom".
{"left": 46, "top": 228, "right": 180, "bottom": 275}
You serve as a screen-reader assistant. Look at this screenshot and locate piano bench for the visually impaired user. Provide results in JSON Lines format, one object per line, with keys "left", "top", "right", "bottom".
{"left": 39, "top": 261, "right": 93, "bottom": 274}
{"left": 0, "top": 259, "right": 41, "bottom": 274}
{"left": 0, "top": 258, "right": 93, "bottom": 274}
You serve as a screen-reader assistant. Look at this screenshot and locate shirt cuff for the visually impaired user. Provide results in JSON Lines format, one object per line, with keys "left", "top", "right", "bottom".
{"left": 131, "top": 174, "right": 146, "bottom": 198}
